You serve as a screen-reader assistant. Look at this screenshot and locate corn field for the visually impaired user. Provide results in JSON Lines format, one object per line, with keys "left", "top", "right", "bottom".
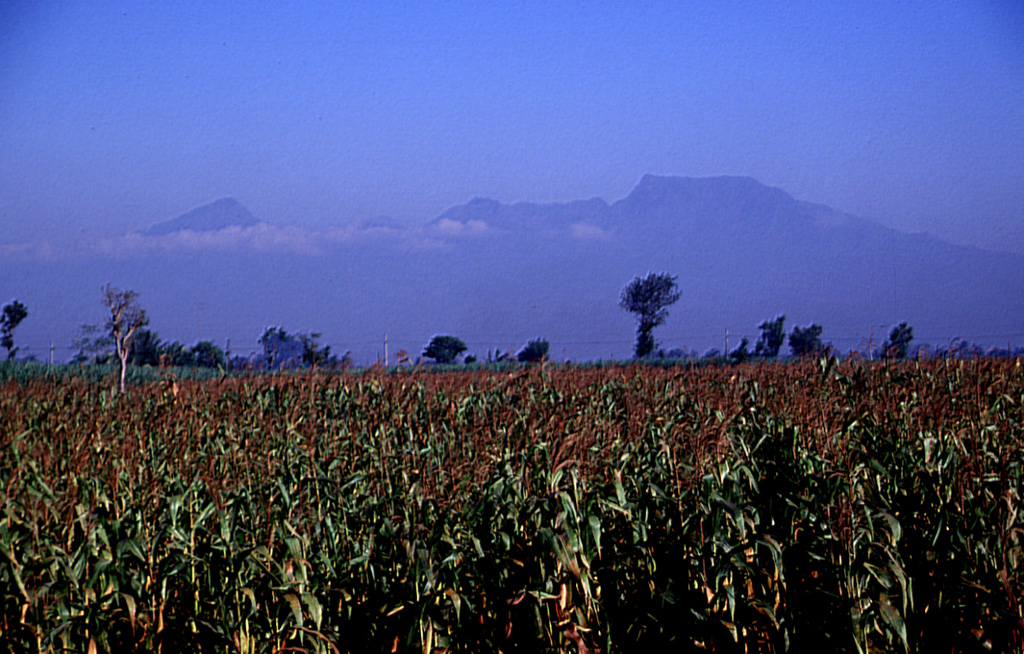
{"left": 1, "top": 358, "right": 1022, "bottom": 652}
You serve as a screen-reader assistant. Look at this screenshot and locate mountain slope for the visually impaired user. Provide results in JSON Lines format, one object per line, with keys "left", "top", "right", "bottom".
{"left": 5, "top": 176, "right": 1023, "bottom": 363}
{"left": 427, "top": 175, "right": 1024, "bottom": 356}
{"left": 144, "top": 198, "right": 259, "bottom": 235}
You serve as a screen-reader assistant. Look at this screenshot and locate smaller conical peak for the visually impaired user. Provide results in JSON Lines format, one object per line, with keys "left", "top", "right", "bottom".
{"left": 145, "top": 198, "right": 259, "bottom": 236}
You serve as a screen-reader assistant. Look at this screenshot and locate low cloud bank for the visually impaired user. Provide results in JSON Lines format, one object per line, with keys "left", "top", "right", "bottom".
{"left": 2, "top": 222, "right": 456, "bottom": 261}
{"left": 1, "top": 215, "right": 611, "bottom": 262}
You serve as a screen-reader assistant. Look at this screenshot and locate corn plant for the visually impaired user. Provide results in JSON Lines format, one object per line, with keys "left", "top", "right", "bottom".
{"left": 1, "top": 359, "right": 1021, "bottom": 652}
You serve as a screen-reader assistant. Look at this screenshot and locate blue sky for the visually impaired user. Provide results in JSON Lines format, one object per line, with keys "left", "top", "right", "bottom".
{"left": 2, "top": 0, "right": 1023, "bottom": 252}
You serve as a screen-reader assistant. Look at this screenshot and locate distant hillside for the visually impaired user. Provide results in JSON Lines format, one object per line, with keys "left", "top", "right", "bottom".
{"left": 7, "top": 176, "right": 1024, "bottom": 363}
{"left": 422, "top": 175, "right": 1024, "bottom": 357}
{"left": 144, "top": 198, "right": 258, "bottom": 235}
{"left": 432, "top": 196, "right": 613, "bottom": 232}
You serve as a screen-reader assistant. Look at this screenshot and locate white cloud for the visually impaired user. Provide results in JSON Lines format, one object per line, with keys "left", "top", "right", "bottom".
{"left": 94, "top": 223, "right": 328, "bottom": 257}
{"left": 569, "top": 222, "right": 610, "bottom": 241}
{"left": 431, "top": 218, "right": 491, "bottom": 237}
{"left": 0, "top": 221, "right": 462, "bottom": 262}
{"left": 0, "top": 240, "right": 65, "bottom": 262}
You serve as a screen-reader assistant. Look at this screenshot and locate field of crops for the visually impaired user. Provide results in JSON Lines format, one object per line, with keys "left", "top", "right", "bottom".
{"left": 2, "top": 358, "right": 1022, "bottom": 653}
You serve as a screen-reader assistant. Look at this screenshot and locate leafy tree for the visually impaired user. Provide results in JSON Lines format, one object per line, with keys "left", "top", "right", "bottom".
{"left": 487, "top": 349, "right": 511, "bottom": 363}
{"left": 259, "top": 326, "right": 286, "bottom": 367}
{"left": 257, "top": 327, "right": 334, "bottom": 369}
{"left": 754, "top": 315, "right": 786, "bottom": 358}
{"left": 619, "top": 272, "right": 681, "bottom": 358}
{"left": 191, "top": 341, "right": 227, "bottom": 368}
{"left": 789, "top": 323, "right": 825, "bottom": 357}
{"left": 883, "top": 322, "right": 914, "bottom": 359}
{"left": 128, "top": 328, "right": 163, "bottom": 367}
{"left": 159, "top": 341, "right": 196, "bottom": 367}
{"left": 71, "top": 324, "right": 114, "bottom": 365}
{"left": 0, "top": 299, "right": 27, "bottom": 360}
{"left": 124, "top": 331, "right": 228, "bottom": 369}
{"left": 258, "top": 326, "right": 303, "bottom": 369}
{"left": 102, "top": 284, "right": 149, "bottom": 393}
{"left": 517, "top": 338, "right": 550, "bottom": 363}
{"left": 337, "top": 350, "right": 354, "bottom": 370}
{"left": 297, "top": 332, "right": 332, "bottom": 367}
{"left": 422, "top": 335, "right": 467, "bottom": 364}
{"left": 937, "top": 337, "right": 984, "bottom": 359}
{"left": 729, "top": 337, "right": 750, "bottom": 363}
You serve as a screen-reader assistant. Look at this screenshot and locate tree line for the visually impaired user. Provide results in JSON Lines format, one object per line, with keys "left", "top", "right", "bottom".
{"left": 619, "top": 272, "right": 916, "bottom": 361}
{"left": 1, "top": 272, "right": 1016, "bottom": 391}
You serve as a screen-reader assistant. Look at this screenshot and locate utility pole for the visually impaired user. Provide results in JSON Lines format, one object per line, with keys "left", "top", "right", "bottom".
{"left": 384, "top": 333, "right": 389, "bottom": 366}
{"left": 49, "top": 341, "right": 54, "bottom": 365}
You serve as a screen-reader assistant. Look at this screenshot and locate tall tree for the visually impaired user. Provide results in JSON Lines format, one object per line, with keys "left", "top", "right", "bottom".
{"left": 754, "top": 315, "right": 786, "bottom": 358}
{"left": 159, "top": 341, "right": 195, "bottom": 367}
{"left": 127, "top": 328, "right": 163, "bottom": 367}
{"left": 422, "top": 335, "right": 467, "bottom": 364}
{"left": 102, "top": 284, "right": 149, "bottom": 393}
{"left": 517, "top": 337, "right": 549, "bottom": 363}
{"left": 0, "top": 299, "right": 28, "bottom": 360}
{"left": 297, "top": 332, "right": 332, "bottom": 367}
{"left": 619, "top": 273, "right": 681, "bottom": 358}
{"left": 191, "top": 341, "right": 227, "bottom": 368}
{"left": 729, "top": 337, "right": 750, "bottom": 363}
{"left": 259, "top": 326, "right": 304, "bottom": 369}
{"left": 789, "top": 323, "right": 825, "bottom": 357}
{"left": 884, "top": 322, "right": 914, "bottom": 359}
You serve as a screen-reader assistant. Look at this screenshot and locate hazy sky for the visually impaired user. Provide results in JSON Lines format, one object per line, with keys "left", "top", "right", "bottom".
{"left": 2, "top": 1, "right": 1023, "bottom": 252}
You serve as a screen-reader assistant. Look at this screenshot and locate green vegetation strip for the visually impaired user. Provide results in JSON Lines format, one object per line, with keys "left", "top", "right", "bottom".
{"left": 1, "top": 359, "right": 1022, "bottom": 652}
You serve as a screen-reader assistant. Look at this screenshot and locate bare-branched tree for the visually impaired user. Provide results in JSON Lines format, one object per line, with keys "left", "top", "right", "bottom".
{"left": 102, "top": 284, "right": 149, "bottom": 393}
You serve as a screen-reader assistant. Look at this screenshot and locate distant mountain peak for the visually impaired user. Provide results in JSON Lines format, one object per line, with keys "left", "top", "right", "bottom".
{"left": 626, "top": 174, "right": 794, "bottom": 203}
{"left": 609, "top": 174, "right": 810, "bottom": 236}
{"left": 144, "top": 198, "right": 259, "bottom": 236}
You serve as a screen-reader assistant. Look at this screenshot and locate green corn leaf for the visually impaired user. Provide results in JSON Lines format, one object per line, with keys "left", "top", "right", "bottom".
{"left": 878, "top": 600, "right": 908, "bottom": 651}
{"left": 303, "top": 592, "right": 323, "bottom": 630}
{"left": 587, "top": 515, "right": 602, "bottom": 559}
{"left": 284, "top": 592, "right": 304, "bottom": 627}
